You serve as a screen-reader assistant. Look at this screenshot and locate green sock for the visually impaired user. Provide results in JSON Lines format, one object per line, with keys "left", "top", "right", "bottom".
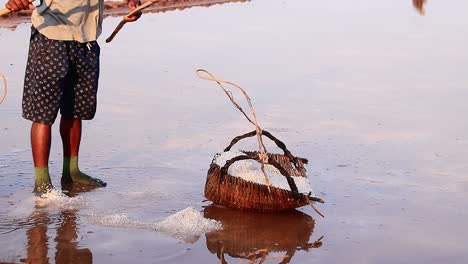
{"left": 62, "top": 156, "right": 106, "bottom": 187}
{"left": 34, "top": 167, "right": 53, "bottom": 194}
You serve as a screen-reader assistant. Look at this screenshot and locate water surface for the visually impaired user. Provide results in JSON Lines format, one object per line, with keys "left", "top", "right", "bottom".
{"left": 1, "top": 0, "right": 468, "bottom": 263}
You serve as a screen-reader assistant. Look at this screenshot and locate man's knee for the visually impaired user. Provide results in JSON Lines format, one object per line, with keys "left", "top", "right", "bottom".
{"left": 32, "top": 121, "right": 52, "bottom": 128}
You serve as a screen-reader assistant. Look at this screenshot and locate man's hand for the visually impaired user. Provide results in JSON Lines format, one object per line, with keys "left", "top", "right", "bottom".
{"left": 5, "top": 0, "right": 34, "bottom": 12}
{"left": 125, "top": 0, "right": 142, "bottom": 22}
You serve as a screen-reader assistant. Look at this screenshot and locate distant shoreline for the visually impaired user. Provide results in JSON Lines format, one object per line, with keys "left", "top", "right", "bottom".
{"left": 0, "top": 0, "right": 249, "bottom": 29}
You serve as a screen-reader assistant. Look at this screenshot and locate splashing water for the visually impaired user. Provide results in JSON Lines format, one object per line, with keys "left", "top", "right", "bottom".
{"left": 35, "top": 189, "right": 87, "bottom": 210}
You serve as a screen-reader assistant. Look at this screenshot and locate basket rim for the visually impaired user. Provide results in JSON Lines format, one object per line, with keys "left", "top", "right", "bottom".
{"left": 208, "top": 162, "right": 312, "bottom": 196}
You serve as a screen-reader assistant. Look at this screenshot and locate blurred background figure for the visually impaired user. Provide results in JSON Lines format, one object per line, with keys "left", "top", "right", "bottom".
{"left": 413, "top": 0, "right": 428, "bottom": 15}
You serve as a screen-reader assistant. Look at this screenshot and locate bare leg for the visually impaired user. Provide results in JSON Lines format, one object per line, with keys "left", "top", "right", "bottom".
{"left": 60, "top": 116, "right": 81, "bottom": 157}
{"left": 31, "top": 122, "right": 53, "bottom": 193}
{"left": 60, "top": 116, "right": 106, "bottom": 187}
{"left": 31, "top": 122, "right": 52, "bottom": 167}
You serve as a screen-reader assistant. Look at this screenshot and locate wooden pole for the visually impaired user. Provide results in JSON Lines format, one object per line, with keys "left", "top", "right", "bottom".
{"left": 106, "top": 0, "right": 160, "bottom": 43}
{"left": 0, "top": 8, "right": 11, "bottom": 16}
{"left": 0, "top": 0, "right": 35, "bottom": 16}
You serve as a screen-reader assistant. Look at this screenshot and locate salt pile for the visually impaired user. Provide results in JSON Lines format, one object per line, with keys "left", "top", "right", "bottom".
{"left": 214, "top": 150, "right": 314, "bottom": 195}
{"left": 151, "top": 207, "right": 222, "bottom": 241}
{"left": 89, "top": 207, "right": 222, "bottom": 242}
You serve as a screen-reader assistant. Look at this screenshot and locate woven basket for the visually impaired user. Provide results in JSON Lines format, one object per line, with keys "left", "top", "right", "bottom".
{"left": 204, "top": 130, "right": 323, "bottom": 212}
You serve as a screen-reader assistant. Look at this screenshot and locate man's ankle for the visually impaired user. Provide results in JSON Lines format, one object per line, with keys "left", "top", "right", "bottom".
{"left": 63, "top": 156, "right": 79, "bottom": 176}
{"left": 34, "top": 166, "right": 53, "bottom": 194}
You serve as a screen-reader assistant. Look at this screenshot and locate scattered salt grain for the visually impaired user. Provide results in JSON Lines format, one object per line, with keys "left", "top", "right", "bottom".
{"left": 213, "top": 149, "right": 245, "bottom": 167}
{"left": 88, "top": 213, "right": 146, "bottom": 229}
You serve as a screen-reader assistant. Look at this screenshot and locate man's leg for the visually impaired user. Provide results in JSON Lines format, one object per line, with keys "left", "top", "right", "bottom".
{"left": 60, "top": 116, "right": 106, "bottom": 187}
{"left": 31, "top": 122, "right": 53, "bottom": 194}
{"left": 23, "top": 28, "right": 67, "bottom": 194}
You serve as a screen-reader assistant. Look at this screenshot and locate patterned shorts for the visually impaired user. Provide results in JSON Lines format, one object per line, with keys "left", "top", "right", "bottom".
{"left": 22, "top": 27, "right": 100, "bottom": 125}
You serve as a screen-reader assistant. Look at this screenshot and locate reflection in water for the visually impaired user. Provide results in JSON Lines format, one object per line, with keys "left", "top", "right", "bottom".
{"left": 204, "top": 205, "right": 322, "bottom": 264}
{"left": 54, "top": 209, "right": 92, "bottom": 264}
{"left": 104, "top": 0, "right": 251, "bottom": 17}
{"left": 23, "top": 211, "right": 50, "bottom": 263}
{"left": 19, "top": 185, "right": 95, "bottom": 264}
{"left": 413, "top": 0, "right": 428, "bottom": 15}
{"left": 0, "top": 0, "right": 251, "bottom": 30}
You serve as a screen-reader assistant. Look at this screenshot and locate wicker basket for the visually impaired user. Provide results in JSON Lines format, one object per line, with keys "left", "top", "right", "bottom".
{"left": 204, "top": 130, "right": 323, "bottom": 212}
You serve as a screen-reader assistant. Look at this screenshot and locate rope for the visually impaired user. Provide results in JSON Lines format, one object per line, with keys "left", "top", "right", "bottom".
{"left": 0, "top": 72, "right": 7, "bottom": 105}
{"left": 196, "top": 69, "right": 272, "bottom": 190}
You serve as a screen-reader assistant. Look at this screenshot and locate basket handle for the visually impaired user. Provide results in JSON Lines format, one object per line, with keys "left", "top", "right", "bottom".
{"left": 224, "top": 130, "right": 308, "bottom": 168}
{"left": 220, "top": 153, "right": 300, "bottom": 199}
{"left": 197, "top": 69, "right": 274, "bottom": 189}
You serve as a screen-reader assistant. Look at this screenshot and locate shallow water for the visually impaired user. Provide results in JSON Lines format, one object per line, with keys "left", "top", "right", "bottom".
{"left": 1, "top": 0, "right": 468, "bottom": 263}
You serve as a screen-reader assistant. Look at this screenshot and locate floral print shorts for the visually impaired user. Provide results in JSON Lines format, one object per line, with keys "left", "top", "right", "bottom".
{"left": 22, "top": 27, "right": 100, "bottom": 125}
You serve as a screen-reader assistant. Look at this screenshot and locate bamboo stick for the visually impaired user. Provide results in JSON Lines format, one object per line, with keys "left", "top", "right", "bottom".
{"left": 0, "top": 0, "right": 35, "bottom": 16}
{"left": 0, "top": 8, "right": 10, "bottom": 16}
{"left": 106, "top": 0, "right": 160, "bottom": 43}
